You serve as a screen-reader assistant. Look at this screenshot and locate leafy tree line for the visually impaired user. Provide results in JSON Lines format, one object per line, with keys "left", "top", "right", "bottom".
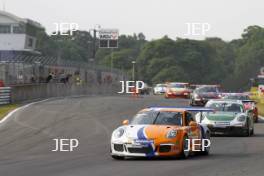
{"left": 36, "top": 26, "right": 264, "bottom": 90}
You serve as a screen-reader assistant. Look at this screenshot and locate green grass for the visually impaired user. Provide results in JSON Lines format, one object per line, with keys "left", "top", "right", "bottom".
{"left": 0, "top": 104, "right": 19, "bottom": 120}
{"left": 257, "top": 102, "right": 264, "bottom": 116}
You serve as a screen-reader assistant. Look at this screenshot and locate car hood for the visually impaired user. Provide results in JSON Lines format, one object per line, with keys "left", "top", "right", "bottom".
{"left": 125, "top": 125, "right": 179, "bottom": 139}
{"left": 206, "top": 112, "right": 237, "bottom": 121}
{"left": 169, "top": 88, "right": 187, "bottom": 92}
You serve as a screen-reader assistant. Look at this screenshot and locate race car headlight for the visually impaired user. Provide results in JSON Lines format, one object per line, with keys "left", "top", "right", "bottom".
{"left": 237, "top": 115, "right": 246, "bottom": 122}
{"left": 113, "top": 128, "right": 125, "bottom": 138}
{"left": 166, "top": 130, "right": 177, "bottom": 138}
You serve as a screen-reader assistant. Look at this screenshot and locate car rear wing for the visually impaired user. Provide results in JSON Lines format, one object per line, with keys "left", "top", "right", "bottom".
{"left": 148, "top": 106, "right": 215, "bottom": 123}
{"left": 178, "top": 107, "right": 215, "bottom": 123}
{"left": 242, "top": 100, "right": 257, "bottom": 104}
{"left": 147, "top": 106, "right": 214, "bottom": 112}
{"left": 221, "top": 92, "right": 248, "bottom": 96}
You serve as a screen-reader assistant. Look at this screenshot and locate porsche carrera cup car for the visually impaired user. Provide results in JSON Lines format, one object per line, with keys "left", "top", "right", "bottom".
{"left": 165, "top": 82, "right": 191, "bottom": 99}
{"left": 190, "top": 85, "right": 222, "bottom": 106}
{"left": 196, "top": 100, "right": 254, "bottom": 136}
{"left": 153, "top": 84, "right": 167, "bottom": 95}
{"left": 222, "top": 93, "right": 259, "bottom": 123}
{"left": 110, "top": 107, "right": 214, "bottom": 160}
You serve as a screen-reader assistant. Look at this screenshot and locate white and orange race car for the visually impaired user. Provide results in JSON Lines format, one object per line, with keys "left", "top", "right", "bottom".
{"left": 110, "top": 107, "right": 213, "bottom": 159}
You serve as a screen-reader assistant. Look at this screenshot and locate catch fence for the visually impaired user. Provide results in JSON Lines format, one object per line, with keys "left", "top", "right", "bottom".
{"left": 0, "top": 54, "right": 125, "bottom": 86}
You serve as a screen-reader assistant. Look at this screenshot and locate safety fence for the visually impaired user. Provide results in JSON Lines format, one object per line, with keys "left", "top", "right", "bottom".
{"left": 0, "top": 52, "right": 128, "bottom": 103}
{"left": 0, "top": 54, "right": 126, "bottom": 86}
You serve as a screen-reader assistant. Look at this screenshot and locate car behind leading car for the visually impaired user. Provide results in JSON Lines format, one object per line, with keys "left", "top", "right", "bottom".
{"left": 222, "top": 93, "right": 258, "bottom": 123}
{"left": 190, "top": 85, "right": 222, "bottom": 106}
{"left": 196, "top": 99, "right": 254, "bottom": 136}
{"left": 153, "top": 84, "right": 167, "bottom": 95}
{"left": 165, "top": 82, "right": 191, "bottom": 99}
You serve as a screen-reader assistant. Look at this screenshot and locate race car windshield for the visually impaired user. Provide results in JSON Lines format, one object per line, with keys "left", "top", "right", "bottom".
{"left": 196, "top": 87, "right": 217, "bottom": 93}
{"left": 156, "top": 84, "right": 166, "bottom": 87}
{"left": 130, "top": 111, "right": 182, "bottom": 125}
{"left": 206, "top": 102, "right": 243, "bottom": 113}
{"left": 169, "top": 84, "right": 186, "bottom": 88}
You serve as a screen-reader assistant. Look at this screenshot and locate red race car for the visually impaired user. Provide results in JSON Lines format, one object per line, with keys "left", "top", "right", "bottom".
{"left": 165, "top": 82, "right": 191, "bottom": 99}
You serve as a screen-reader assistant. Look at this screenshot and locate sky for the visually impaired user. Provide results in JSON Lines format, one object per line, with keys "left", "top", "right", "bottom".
{"left": 1, "top": 0, "right": 263, "bottom": 41}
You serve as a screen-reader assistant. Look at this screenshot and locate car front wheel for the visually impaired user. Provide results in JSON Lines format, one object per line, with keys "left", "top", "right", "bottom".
{"left": 180, "top": 135, "right": 190, "bottom": 159}
{"left": 243, "top": 120, "right": 251, "bottom": 137}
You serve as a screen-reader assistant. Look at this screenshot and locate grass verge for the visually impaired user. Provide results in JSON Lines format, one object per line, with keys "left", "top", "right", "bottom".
{"left": 0, "top": 104, "right": 19, "bottom": 120}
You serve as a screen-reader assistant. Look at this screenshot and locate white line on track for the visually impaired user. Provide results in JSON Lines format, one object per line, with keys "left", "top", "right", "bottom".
{"left": 0, "top": 99, "right": 52, "bottom": 124}
{"left": 259, "top": 115, "right": 264, "bottom": 120}
{"left": 0, "top": 94, "right": 98, "bottom": 124}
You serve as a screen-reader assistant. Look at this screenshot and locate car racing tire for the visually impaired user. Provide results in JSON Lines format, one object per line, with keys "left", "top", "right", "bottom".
{"left": 243, "top": 120, "right": 251, "bottom": 137}
{"left": 189, "top": 99, "right": 195, "bottom": 106}
{"left": 254, "top": 116, "right": 258, "bottom": 123}
{"left": 179, "top": 135, "right": 190, "bottom": 159}
{"left": 251, "top": 128, "right": 254, "bottom": 136}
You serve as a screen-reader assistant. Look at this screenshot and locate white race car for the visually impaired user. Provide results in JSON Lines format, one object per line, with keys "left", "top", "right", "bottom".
{"left": 153, "top": 84, "right": 167, "bottom": 95}
{"left": 111, "top": 107, "right": 213, "bottom": 160}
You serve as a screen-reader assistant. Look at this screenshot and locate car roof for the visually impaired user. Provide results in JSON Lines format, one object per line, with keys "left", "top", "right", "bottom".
{"left": 168, "top": 82, "right": 189, "bottom": 85}
{"left": 198, "top": 85, "right": 220, "bottom": 89}
{"left": 155, "top": 83, "right": 166, "bottom": 86}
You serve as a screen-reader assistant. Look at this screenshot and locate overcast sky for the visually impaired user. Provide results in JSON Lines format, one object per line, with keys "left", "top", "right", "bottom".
{"left": 1, "top": 0, "right": 263, "bottom": 41}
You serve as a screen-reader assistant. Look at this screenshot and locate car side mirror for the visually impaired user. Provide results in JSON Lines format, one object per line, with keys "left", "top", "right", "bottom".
{"left": 122, "top": 119, "right": 129, "bottom": 125}
{"left": 189, "top": 121, "right": 198, "bottom": 127}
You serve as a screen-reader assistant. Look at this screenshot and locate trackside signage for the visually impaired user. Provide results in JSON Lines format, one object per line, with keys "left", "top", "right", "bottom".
{"left": 99, "top": 29, "right": 119, "bottom": 40}
{"left": 99, "top": 29, "right": 119, "bottom": 48}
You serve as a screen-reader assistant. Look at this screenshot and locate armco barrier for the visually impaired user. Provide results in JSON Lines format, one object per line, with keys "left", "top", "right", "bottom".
{"left": 0, "top": 87, "right": 11, "bottom": 105}
{"left": 10, "top": 83, "right": 119, "bottom": 103}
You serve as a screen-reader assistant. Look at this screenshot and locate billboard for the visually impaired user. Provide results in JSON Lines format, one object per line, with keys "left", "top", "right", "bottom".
{"left": 99, "top": 29, "right": 119, "bottom": 48}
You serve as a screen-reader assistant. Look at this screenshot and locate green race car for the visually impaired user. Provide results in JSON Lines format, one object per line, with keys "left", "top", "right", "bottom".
{"left": 196, "top": 99, "right": 254, "bottom": 136}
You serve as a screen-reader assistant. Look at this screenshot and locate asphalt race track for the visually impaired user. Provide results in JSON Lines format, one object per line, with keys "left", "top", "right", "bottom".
{"left": 0, "top": 95, "right": 264, "bottom": 176}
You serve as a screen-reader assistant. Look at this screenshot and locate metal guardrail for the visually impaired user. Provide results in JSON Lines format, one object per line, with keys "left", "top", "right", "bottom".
{"left": 0, "top": 87, "right": 11, "bottom": 105}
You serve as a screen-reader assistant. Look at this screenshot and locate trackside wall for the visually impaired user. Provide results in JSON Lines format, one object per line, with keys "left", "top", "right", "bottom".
{"left": 11, "top": 83, "right": 120, "bottom": 103}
